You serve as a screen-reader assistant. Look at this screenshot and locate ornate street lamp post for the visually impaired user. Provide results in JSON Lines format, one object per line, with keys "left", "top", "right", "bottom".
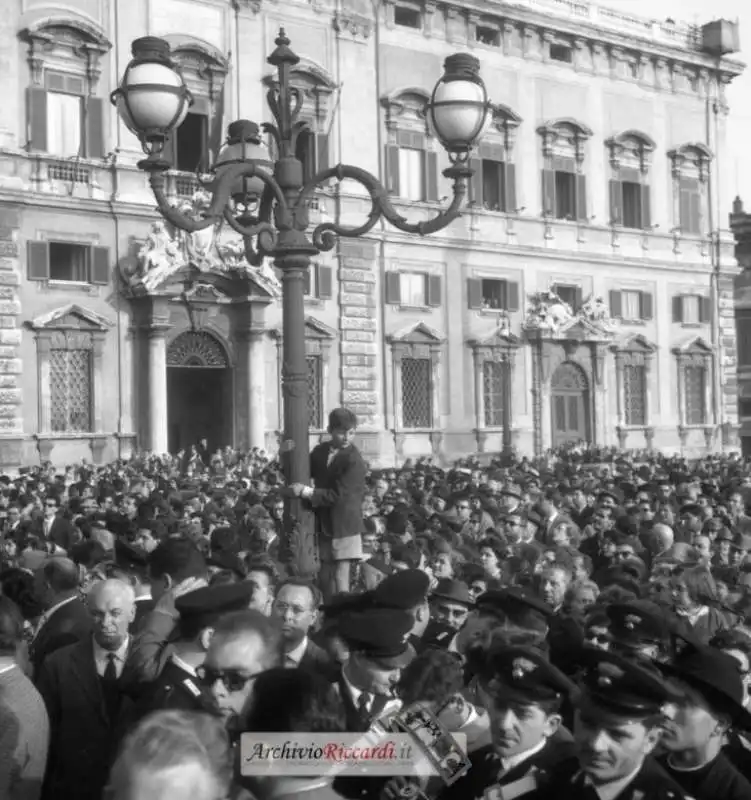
{"left": 113, "top": 29, "right": 489, "bottom": 576}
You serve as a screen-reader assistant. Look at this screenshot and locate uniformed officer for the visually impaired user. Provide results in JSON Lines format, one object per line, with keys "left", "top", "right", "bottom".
{"left": 657, "top": 644, "right": 751, "bottom": 800}
{"left": 607, "top": 600, "right": 673, "bottom": 663}
{"left": 371, "top": 567, "right": 432, "bottom": 653}
{"left": 131, "top": 581, "right": 256, "bottom": 721}
{"left": 438, "top": 644, "right": 578, "bottom": 800}
{"left": 529, "top": 648, "right": 691, "bottom": 800}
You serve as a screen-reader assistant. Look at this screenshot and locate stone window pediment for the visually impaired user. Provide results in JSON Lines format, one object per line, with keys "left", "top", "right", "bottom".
{"left": 673, "top": 335, "right": 713, "bottom": 361}
{"left": 613, "top": 333, "right": 656, "bottom": 366}
{"left": 537, "top": 118, "right": 593, "bottom": 162}
{"left": 304, "top": 316, "right": 336, "bottom": 356}
{"left": 20, "top": 15, "right": 111, "bottom": 89}
{"left": 484, "top": 104, "right": 523, "bottom": 154}
{"left": 263, "top": 59, "right": 337, "bottom": 125}
{"left": 381, "top": 87, "right": 431, "bottom": 134}
{"left": 28, "top": 303, "right": 112, "bottom": 333}
{"left": 388, "top": 321, "right": 443, "bottom": 345}
{"left": 606, "top": 130, "right": 655, "bottom": 172}
{"left": 162, "top": 34, "right": 229, "bottom": 100}
{"left": 668, "top": 142, "right": 713, "bottom": 180}
{"left": 469, "top": 327, "right": 521, "bottom": 360}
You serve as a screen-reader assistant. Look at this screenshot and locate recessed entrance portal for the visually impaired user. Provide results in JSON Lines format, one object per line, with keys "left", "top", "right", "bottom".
{"left": 167, "top": 331, "right": 232, "bottom": 454}
{"left": 551, "top": 361, "right": 590, "bottom": 447}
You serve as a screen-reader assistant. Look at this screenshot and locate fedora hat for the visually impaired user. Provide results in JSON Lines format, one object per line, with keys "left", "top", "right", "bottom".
{"left": 431, "top": 578, "right": 473, "bottom": 607}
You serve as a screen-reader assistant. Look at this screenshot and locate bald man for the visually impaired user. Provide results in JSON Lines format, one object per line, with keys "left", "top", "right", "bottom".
{"left": 36, "top": 579, "right": 136, "bottom": 800}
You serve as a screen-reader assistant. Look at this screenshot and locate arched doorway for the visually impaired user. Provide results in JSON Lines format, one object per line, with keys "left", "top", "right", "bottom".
{"left": 550, "top": 361, "right": 590, "bottom": 447}
{"left": 167, "top": 331, "right": 232, "bottom": 454}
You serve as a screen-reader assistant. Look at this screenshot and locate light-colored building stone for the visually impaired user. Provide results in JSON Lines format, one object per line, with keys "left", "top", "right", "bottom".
{"left": 0, "top": 0, "right": 744, "bottom": 467}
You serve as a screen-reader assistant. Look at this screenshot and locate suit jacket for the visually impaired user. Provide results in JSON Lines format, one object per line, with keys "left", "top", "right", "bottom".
{"left": 31, "top": 516, "right": 76, "bottom": 551}
{"left": 29, "top": 597, "right": 93, "bottom": 675}
{"left": 35, "top": 638, "right": 135, "bottom": 800}
{"left": 131, "top": 596, "right": 156, "bottom": 634}
{"left": 309, "top": 442, "right": 366, "bottom": 540}
{"left": 299, "top": 638, "right": 337, "bottom": 681}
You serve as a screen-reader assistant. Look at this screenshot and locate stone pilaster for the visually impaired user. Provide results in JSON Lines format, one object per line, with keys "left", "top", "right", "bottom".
{"left": 718, "top": 274, "right": 739, "bottom": 448}
{"left": 338, "top": 239, "right": 379, "bottom": 430}
{"left": 0, "top": 207, "right": 23, "bottom": 468}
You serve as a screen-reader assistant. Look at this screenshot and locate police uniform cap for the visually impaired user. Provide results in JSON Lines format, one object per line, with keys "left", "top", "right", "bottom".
{"left": 114, "top": 539, "right": 149, "bottom": 571}
{"left": 319, "top": 591, "right": 374, "bottom": 619}
{"left": 607, "top": 601, "right": 669, "bottom": 647}
{"left": 482, "top": 645, "right": 577, "bottom": 705}
{"left": 175, "top": 582, "right": 255, "bottom": 632}
{"left": 372, "top": 568, "right": 429, "bottom": 610}
{"left": 579, "top": 648, "right": 677, "bottom": 720}
{"left": 206, "top": 550, "right": 247, "bottom": 579}
{"left": 337, "top": 608, "right": 415, "bottom": 668}
{"left": 679, "top": 503, "right": 701, "bottom": 516}
{"left": 476, "top": 587, "right": 553, "bottom": 620}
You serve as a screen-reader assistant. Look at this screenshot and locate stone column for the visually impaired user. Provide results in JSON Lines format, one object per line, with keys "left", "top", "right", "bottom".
{"left": 147, "top": 326, "right": 169, "bottom": 454}
{"left": 239, "top": 327, "right": 267, "bottom": 451}
{"left": 592, "top": 343, "right": 609, "bottom": 446}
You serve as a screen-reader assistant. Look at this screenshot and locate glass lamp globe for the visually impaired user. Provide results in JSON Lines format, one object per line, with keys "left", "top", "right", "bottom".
{"left": 428, "top": 53, "right": 489, "bottom": 154}
{"left": 215, "top": 120, "right": 275, "bottom": 202}
{"left": 111, "top": 37, "right": 192, "bottom": 146}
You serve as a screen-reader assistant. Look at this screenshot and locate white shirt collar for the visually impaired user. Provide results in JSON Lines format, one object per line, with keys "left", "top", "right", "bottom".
{"left": 285, "top": 636, "right": 308, "bottom": 666}
{"left": 500, "top": 738, "right": 547, "bottom": 773}
{"left": 581, "top": 764, "right": 643, "bottom": 800}
{"left": 93, "top": 635, "right": 130, "bottom": 672}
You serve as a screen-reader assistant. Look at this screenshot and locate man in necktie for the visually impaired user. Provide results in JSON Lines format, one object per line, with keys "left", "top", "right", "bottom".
{"left": 527, "top": 649, "right": 692, "bottom": 800}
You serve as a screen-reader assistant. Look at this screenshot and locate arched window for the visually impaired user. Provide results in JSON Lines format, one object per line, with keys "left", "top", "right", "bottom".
{"left": 263, "top": 59, "right": 337, "bottom": 183}
{"left": 381, "top": 87, "right": 439, "bottom": 204}
{"left": 21, "top": 15, "right": 111, "bottom": 160}
{"left": 160, "top": 35, "right": 229, "bottom": 179}
{"left": 537, "top": 118, "right": 592, "bottom": 222}
{"left": 668, "top": 143, "right": 713, "bottom": 237}
{"left": 606, "top": 131, "right": 656, "bottom": 230}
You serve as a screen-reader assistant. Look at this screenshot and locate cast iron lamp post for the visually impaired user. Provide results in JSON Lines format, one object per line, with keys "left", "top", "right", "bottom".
{"left": 112, "top": 29, "right": 489, "bottom": 576}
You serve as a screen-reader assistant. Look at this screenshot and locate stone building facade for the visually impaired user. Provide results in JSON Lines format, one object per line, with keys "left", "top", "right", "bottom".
{"left": 0, "top": 0, "right": 744, "bottom": 467}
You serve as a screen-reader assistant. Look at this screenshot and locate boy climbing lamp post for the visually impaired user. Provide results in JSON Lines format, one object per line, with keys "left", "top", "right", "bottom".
{"left": 112, "top": 29, "right": 490, "bottom": 576}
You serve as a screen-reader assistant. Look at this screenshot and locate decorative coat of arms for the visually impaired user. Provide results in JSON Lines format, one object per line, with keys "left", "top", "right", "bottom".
{"left": 524, "top": 287, "right": 617, "bottom": 334}
{"left": 125, "top": 191, "right": 281, "bottom": 297}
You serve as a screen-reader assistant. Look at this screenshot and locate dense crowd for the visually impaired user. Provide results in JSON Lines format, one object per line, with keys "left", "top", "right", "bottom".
{"left": 3, "top": 408, "right": 751, "bottom": 800}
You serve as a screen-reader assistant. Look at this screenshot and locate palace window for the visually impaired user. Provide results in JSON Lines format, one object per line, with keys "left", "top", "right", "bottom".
{"left": 469, "top": 106, "right": 521, "bottom": 213}
{"left": 606, "top": 132, "right": 655, "bottom": 230}
{"left": 668, "top": 143, "right": 712, "bottom": 237}
{"left": 30, "top": 305, "right": 112, "bottom": 436}
{"left": 550, "top": 42, "right": 573, "bottom": 63}
{"left": 672, "top": 294, "right": 710, "bottom": 326}
{"left": 27, "top": 241, "right": 110, "bottom": 285}
{"left": 609, "top": 289, "right": 653, "bottom": 322}
{"left": 306, "top": 354, "right": 324, "bottom": 430}
{"left": 551, "top": 284, "right": 582, "bottom": 313}
{"left": 467, "top": 278, "right": 520, "bottom": 312}
{"left": 483, "top": 361, "right": 508, "bottom": 427}
{"left": 22, "top": 19, "right": 111, "bottom": 159}
{"left": 737, "top": 311, "right": 751, "bottom": 367}
{"left": 304, "top": 264, "right": 333, "bottom": 301}
{"left": 394, "top": 3, "right": 422, "bottom": 28}
{"left": 476, "top": 25, "right": 500, "bottom": 46}
{"left": 388, "top": 323, "right": 443, "bottom": 431}
{"left": 382, "top": 90, "right": 440, "bottom": 203}
{"left": 469, "top": 331, "right": 520, "bottom": 438}
{"left": 298, "top": 317, "right": 336, "bottom": 431}
{"left": 385, "top": 271, "right": 442, "bottom": 308}
{"left": 538, "top": 119, "right": 592, "bottom": 222}
{"left": 673, "top": 337, "right": 713, "bottom": 428}
{"left": 613, "top": 334, "right": 656, "bottom": 430}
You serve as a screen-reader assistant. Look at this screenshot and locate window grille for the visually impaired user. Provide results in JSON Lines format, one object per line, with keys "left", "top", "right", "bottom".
{"left": 50, "top": 349, "right": 92, "bottom": 432}
{"left": 685, "top": 365, "right": 706, "bottom": 425}
{"left": 306, "top": 355, "right": 323, "bottom": 429}
{"left": 401, "top": 357, "right": 432, "bottom": 428}
{"left": 623, "top": 364, "right": 646, "bottom": 425}
{"left": 483, "top": 360, "right": 507, "bottom": 427}
{"left": 174, "top": 174, "right": 200, "bottom": 198}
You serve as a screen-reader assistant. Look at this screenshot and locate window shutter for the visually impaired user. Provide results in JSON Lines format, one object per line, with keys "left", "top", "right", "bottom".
{"left": 506, "top": 281, "right": 520, "bottom": 312}
{"left": 689, "top": 190, "right": 702, "bottom": 236}
{"left": 317, "top": 265, "right": 332, "bottom": 299}
{"left": 386, "top": 145, "right": 400, "bottom": 195}
{"left": 90, "top": 246, "right": 110, "bottom": 285}
{"left": 468, "top": 158, "right": 483, "bottom": 206}
{"left": 85, "top": 97, "right": 105, "bottom": 159}
{"left": 575, "top": 174, "right": 588, "bottom": 222}
{"left": 542, "top": 169, "right": 556, "bottom": 215}
{"left": 303, "top": 266, "right": 313, "bottom": 296}
{"left": 424, "top": 151, "right": 438, "bottom": 202}
{"left": 609, "top": 179, "right": 623, "bottom": 225}
{"left": 27, "top": 87, "right": 48, "bottom": 152}
{"left": 208, "top": 86, "right": 226, "bottom": 167}
{"left": 503, "top": 162, "right": 517, "bottom": 213}
{"left": 640, "top": 184, "right": 651, "bottom": 229}
{"left": 672, "top": 295, "right": 684, "bottom": 323}
{"left": 27, "top": 241, "right": 49, "bottom": 281}
{"left": 467, "top": 278, "right": 483, "bottom": 309}
{"left": 700, "top": 295, "right": 711, "bottom": 323}
{"left": 427, "top": 275, "right": 442, "bottom": 307}
{"left": 639, "top": 292, "right": 653, "bottom": 321}
{"left": 385, "top": 271, "right": 401, "bottom": 304}
{"left": 316, "top": 133, "right": 330, "bottom": 174}
{"left": 574, "top": 286, "right": 583, "bottom": 311}
{"left": 609, "top": 290, "right": 622, "bottom": 318}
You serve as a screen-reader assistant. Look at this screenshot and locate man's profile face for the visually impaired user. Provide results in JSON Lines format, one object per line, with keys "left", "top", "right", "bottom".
{"left": 246, "top": 569, "right": 273, "bottom": 614}
{"left": 203, "top": 632, "right": 267, "bottom": 719}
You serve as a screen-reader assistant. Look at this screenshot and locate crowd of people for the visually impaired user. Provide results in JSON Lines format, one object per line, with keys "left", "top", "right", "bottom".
{"left": 3, "top": 407, "right": 751, "bottom": 800}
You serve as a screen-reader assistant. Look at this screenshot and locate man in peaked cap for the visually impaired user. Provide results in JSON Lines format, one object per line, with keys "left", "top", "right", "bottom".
{"left": 440, "top": 645, "right": 578, "bottom": 800}
{"left": 129, "top": 581, "right": 257, "bottom": 722}
{"left": 657, "top": 644, "right": 751, "bottom": 800}
{"left": 371, "top": 568, "right": 431, "bottom": 651}
{"left": 607, "top": 600, "right": 673, "bottom": 663}
{"left": 335, "top": 607, "right": 415, "bottom": 731}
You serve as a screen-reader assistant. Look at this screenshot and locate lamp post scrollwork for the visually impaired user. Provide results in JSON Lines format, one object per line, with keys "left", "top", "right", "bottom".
{"left": 112, "top": 29, "right": 490, "bottom": 576}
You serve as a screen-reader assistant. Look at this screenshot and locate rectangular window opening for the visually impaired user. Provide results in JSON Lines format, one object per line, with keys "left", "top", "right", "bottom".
{"left": 683, "top": 296, "right": 701, "bottom": 325}
{"left": 553, "top": 284, "right": 578, "bottom": 311}
{"left": 476, "top": 26, "right": 499, "bottom": 46}
{"left": 395, "top": 5, "right": 421, "bottom": 28}
{"left": 623, "top": 364, "right": 647, "bottom": 426}
{"left": 50, "top": 349, "right": 92, "bottom": 433}
{"left": 685, "top": 365, "right": 707, "bottom": 425}
{"left": 398, "top": 147, "right": 424, "bottom": 201}
{"left": 175, "top": 112, "right": 208, "bottom": 173}
{"left": 621, "top": 290, "right": 642, "bottom": 320}
{"left": 306, "top": 355, "right": 323, "bottom": 429}
{"left": 622, "top": 181, "right": 643, "bottom": 229}
{"left": 554, "top": 170, "right": 576, "bottom": 219}
{"left": 48, "top": 242, "right": 89, "bottom": 282}
{"left": 481, "top": 160, "right": 506, "bottom": 211}
{"left": 480, "top": 279, "right": 506, "bottom": 311}
{"left": 401, "top": 357, "right": 432, "bottom": 429}
{"left": 550, "top": 43, "right": 573, "bottom": 63}
{"left": 400, "top": 272, "right": 427, "bottom": 307}
{"left": 483, "top": 360, "right": 507, "bottom": 427}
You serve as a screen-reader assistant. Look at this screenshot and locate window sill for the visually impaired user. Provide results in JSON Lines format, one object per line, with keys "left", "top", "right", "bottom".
{"left": 35, "top": 280, "right": 98, "bottom": 294}
{"left": 304, "top": 297, "right": 325, "bottom": 307}
{"left": 34, "top": 432, "right": 104, "bottom": 440}
{"left": 395, "top": 428, "right": 438, "bottom": 434}
{"left": 679, "top": 322, "right": 703, "bottom": 328}
{"left": 619, "top": 318, "right": 647, "bottom": 326}
{"left": 397, "top": 304, "right": 431, "bottom": 312}
{"left": 477, "top": 308, "right": 513, "bottom": 317}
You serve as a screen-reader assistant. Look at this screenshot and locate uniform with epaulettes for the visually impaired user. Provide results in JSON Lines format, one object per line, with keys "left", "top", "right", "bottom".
{"left": 134, "top": 657, "right": 219, "bottom": 720}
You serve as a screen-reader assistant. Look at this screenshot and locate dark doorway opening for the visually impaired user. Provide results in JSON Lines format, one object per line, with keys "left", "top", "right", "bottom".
{"left": 166, "top": 331, "right": 232, "bottom": 455}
